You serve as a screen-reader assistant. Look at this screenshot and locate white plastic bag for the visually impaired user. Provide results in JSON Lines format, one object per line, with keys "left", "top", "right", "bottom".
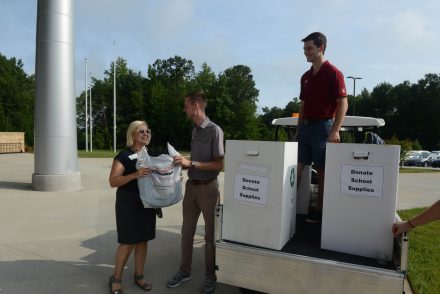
{"left": 136, "top": 143, "right": 182, "bottom": 208}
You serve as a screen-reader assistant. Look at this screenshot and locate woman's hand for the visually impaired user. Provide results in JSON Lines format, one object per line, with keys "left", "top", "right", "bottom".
{"left": 135, "top": 167, "right": 151, "bottom": 178}
{"left": 392, "top": 221, "right": 410, "bottom": 237}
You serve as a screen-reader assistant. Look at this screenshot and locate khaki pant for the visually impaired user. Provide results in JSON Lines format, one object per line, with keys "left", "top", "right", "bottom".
{"left": 180, "top": 179, "right": 219, "bottom": 279}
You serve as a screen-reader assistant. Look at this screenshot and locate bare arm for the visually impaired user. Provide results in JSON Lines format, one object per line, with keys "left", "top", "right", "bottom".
{"left": 327, "top": 97, "right": 348, "bottom": 143}
{"left": 392, "top": 200, "right": 440, "bottom": 237}
{"left": 173, "top": 155, "right": 224, "bottom": 172}
{"left": 194, "top": 157, "right": 224, "bottom": 171}
{"left": 294, "top": 101, "right": 305, "bottom": 140}
{"left": 298, "top": 100, "right": 304, "bottom": 125}
{"left": 109, "top": 159, "right": 150, "bottom": 188}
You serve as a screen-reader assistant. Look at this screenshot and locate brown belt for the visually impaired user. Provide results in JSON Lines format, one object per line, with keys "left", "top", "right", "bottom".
{"left": 190, "top": 178, "right": 216, "bottom": 185}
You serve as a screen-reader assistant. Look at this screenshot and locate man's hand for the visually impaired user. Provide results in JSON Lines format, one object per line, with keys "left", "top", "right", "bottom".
{"left": 173, "top": 155, "right": 191, "bottom": 168}
{"left": 327, "top": 130, "right": 341, "bottom": 143}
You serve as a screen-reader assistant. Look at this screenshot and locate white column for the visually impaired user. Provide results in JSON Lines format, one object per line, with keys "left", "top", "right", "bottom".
{"left": 33, "top": 0, "right": 81, "bottom": 191}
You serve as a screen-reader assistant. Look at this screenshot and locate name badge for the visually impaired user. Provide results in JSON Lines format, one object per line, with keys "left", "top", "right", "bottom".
{"left": 128, "top": 153, "right": 138, "bottom": 160}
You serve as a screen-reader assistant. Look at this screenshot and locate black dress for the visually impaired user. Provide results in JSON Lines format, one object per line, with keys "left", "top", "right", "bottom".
{"left": 114, "top": 149, "right": 156, "bottom": 244}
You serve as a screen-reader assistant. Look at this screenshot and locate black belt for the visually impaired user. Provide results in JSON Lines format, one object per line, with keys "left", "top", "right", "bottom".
{"left": 190, "top": 178, "right": 216, "bottom": 185}
{"left": 301, "top": 118, "right": 333, "bottom": 125}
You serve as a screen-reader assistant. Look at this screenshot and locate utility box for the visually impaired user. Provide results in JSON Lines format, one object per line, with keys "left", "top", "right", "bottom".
{"left": 321, "top": 143, "right": 400, "bottom": 261}
{"left": 222, "top": 140, "right": 297, "bottom": 250}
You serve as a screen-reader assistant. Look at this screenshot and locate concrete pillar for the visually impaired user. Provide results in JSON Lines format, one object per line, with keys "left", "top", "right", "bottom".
{"left": 32, "top": 0, "right": 81, "bottom": 191}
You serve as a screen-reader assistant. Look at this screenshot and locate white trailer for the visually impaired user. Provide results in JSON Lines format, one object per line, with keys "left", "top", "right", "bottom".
{"left": 215, "top": 116, "right": 408, "bottom": 294}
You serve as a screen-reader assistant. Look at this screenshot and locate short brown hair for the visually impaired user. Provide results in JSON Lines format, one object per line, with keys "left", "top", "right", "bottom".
{"left": 186, "top": 91, "right": 207, "bottom": 110}
{"left": 302, "top": 32, "right": 327, "bottom": 53}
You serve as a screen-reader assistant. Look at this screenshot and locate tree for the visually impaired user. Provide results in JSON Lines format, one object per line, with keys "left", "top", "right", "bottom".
{"left": 212, "top": 65, "right": 259, "bottom": 140}
{"left": 354, "top": 74, "right": 440, "bottom": 150}
{"left": 0, "top": 53, "right": 34, "bottom": 146}
{"left": 386, "top": 135, "right": 412, "bottom": 163}
{"left": 146, "top": 56, "right": 195, "bottom": 151}
{"left": 193, "top": 63, "right": 216, "bottom": 94}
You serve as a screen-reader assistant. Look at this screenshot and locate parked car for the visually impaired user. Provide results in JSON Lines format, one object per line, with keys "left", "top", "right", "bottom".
{"left": 430, "top": 153, "right": 440, "bottom": 167}
{"left": 427, "top": 151, "right": 440, "bottom": 166}
{"left": 402, "top": 150, "right": 432, "bottom": 167}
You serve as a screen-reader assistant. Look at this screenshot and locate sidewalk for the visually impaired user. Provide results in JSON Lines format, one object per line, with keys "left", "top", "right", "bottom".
{"left": 0, "top": 153, "right": 237, "bottom": 294}
{"left": 2, "top": 153, "right": 436, "bottom": 293}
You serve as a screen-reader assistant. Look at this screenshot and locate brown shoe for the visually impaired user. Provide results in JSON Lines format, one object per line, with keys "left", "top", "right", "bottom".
{"left": 134, "top": 274, "right": 152, "bottom": 291}
{"left": 108, "top": 276, "right": 124, "bottom": 294}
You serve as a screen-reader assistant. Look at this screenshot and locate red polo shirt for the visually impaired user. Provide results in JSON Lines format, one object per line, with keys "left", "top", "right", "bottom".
{"left": 299, "top": 60, "right": 347, "bottom": 119}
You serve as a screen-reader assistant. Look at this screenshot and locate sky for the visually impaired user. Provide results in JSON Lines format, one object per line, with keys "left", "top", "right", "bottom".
{"left": 1, "top": 0, "right": 440, "bottom": 111}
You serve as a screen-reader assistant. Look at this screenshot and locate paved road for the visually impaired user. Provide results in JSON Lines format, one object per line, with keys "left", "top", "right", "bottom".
{"left": 1, "top": 153, "right": 438, "bottom": 293}
{"left": 396, "top": 172, "right": 440, "bottom": 209}
{"left": 0, "top": 153, "right": 236, "bottom": 294}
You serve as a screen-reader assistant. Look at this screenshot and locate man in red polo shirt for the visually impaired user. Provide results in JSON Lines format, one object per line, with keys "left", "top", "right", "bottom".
{"left": 296, "top": 32, "right": 348, "bottom": 223}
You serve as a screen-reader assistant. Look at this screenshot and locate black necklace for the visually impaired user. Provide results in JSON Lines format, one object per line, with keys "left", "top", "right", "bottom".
{"left": 130, "top": 145, "right": 146, "bottom": 153}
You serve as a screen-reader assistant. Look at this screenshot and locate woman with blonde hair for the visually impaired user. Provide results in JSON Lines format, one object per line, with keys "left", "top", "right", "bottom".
{"left": 108, "top": 120, "right": 156, "bottom": 293}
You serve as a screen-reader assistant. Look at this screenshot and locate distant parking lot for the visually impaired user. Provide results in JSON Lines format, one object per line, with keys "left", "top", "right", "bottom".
{"left": 401, "top": 150, "right": 440, "bottom": 168}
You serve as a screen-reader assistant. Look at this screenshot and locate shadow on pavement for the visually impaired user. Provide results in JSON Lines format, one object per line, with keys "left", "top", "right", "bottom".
{"left": 0, "top": 228, "right": 218, "bottom": 294}
{"left": 0, "top": 181, "right": 33, "bottom": 191}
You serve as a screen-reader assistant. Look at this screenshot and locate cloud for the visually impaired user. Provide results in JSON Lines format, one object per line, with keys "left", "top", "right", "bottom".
{"left": 3, "top": 0, "right": 440, "bottom": 109}
{"left": 389, "top": 11, "right": 437, "bottom": 46}
{"left": 144, "top": 0, "right": 196, "bottom": 38}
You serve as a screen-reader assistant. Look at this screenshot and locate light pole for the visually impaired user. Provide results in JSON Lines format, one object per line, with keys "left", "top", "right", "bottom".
{"left": 113, "top": 41, "right": 117, "bottom": 153}
{"left": 85, "top": 58, "right": 88, "bottom": 152}
{"left": 89, "top": 72, "right": 93, "bottom": 152}
{"left": 346, "top": 76, "right": 362, "bottom": 115}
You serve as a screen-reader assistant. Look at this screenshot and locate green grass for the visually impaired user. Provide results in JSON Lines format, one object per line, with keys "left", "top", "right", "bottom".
{"left": 77, "top": 152, "right": 440, "bottom": 173}
{"left": 398, "top": 208, "right": 440, "bottom": 294}
{"left": 78, "top": 150, "right": 191, "bottom": 158}
{"left": 399, "top": 168, "right": 440, "bottom": 173}
{"left": 78, "top": 150, "right": 117, "bottom": 158}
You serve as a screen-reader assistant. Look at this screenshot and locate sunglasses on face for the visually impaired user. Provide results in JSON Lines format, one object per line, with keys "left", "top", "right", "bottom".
{"left": 137, "top": 129, "right": 152, "bottom": 135}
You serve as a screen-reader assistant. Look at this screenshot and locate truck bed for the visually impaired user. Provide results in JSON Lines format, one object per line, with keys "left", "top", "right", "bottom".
{"left": 217, "top": 214, "right": 405, "bottom": 294}
{"left": 222, "top": 215, "right": 396, "bottom": 270}
{"left": 281, "top": 215, "right": 396, "bottom": 270}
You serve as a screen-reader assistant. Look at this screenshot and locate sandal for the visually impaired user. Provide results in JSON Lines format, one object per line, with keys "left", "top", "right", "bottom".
{"left": 134, "top": 274, "right": 152, "bottom": 291}
{"left": 108, "top": 276, "right": 124, "bottom": 294}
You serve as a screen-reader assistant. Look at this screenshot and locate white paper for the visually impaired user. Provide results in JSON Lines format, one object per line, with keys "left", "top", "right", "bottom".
{"left": 340, "top": 164, "right": 384, "bottom": 198}
{"left": 233, "top": 173, "right": 269, "bottom": 205}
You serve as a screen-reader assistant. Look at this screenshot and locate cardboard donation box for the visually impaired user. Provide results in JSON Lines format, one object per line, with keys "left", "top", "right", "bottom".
{"left": 321, "top": 143, "right": 400, "bottom": 261}
{"left": 222, "top": 140, "right": 297, "bottom": 250}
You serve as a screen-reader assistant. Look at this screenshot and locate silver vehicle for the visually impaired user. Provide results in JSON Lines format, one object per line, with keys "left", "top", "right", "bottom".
{"left": 215, "top": 116, "right": 408, "bottom": 294}
{"left": 428, "top": 151, "right": 440, "bottom": 167}
{"left": 402, "top": 150, "right": 431, "bottom": 167}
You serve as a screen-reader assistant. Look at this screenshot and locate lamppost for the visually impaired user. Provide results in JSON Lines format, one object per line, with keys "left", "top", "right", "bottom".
{"left": 89, "top": 72, "right": 93, "bottom": 152}
{"left": 113, "top": 41, "right": 117, "bottom": 153}
{"left": 85, "top": 58, "right": 88, "bottom": 151}
{"left": 346, "top": 76, "right": 362, "bottom": 115}
{"left": 102, "top": 105, "right": 108, "bottom": 133}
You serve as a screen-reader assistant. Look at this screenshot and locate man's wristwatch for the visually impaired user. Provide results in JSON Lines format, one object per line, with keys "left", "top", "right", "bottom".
{"left": 191, "top": 161, "right": 199, "bottom": 168}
